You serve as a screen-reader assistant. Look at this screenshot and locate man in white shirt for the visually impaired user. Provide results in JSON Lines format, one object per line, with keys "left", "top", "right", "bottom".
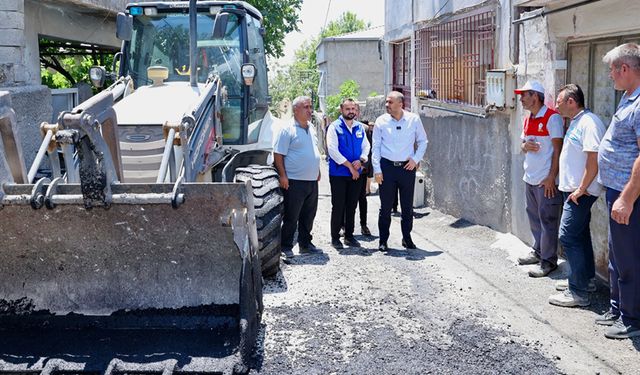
{"left": 372, "top": 91, "right": 428, "bottom": 251}
{"left": 548, "top": 84, "right": 605, "bottom": 308}
{"left": 515, "top": 80, "right": 564, "bottom": 277}
{"left": 326, "top": 98, "right": 371, "bottom": 249}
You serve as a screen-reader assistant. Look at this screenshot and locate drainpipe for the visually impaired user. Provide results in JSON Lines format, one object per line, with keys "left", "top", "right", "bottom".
{"left": 189, "top": 0, "right": 197, "bottom": 87}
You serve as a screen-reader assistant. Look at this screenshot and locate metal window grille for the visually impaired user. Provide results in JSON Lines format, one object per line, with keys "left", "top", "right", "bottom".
{"left": 392, "top": 39, "right": 412, "bottom": 109}
{"left": 415, "top": 10, "right": 496, "bottom": 107}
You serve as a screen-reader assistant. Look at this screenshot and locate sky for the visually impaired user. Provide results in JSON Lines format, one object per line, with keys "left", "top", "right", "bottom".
{"left": 276, "top": 0, "right": 385, "bottom": 65}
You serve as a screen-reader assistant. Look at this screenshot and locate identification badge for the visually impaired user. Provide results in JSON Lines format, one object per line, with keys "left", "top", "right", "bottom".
{"left": 356, "top": 130, "right": 364, "bottom": 138}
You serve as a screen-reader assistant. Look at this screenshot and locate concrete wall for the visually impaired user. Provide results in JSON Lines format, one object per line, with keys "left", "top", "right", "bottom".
{"left": 53, "top": 0, "right": 131, "bottom": 13}
{"left": 0, "top": 0, "right": 126, "bottom": 175}
{"left": 2, "top": 85, "right": 52, "bottom": 171}
{"left": 0, "top": 91, "right": 19, "bottom": 184}
{"left": 420, "top": 111, "right": 512, "bottom": 232}
{"left": 414, "top": 0, "right": 488, "bottom": 22}
{"left": 317, "top": 39, "right": 384, "bottom": 102}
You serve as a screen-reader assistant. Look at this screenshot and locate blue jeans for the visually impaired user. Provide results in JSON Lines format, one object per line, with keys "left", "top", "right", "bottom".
{"left": 558, "top": 192, "right": 597, "bottom": 298}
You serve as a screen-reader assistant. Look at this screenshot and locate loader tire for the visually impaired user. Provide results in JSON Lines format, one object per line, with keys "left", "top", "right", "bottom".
{"left": 235, "top": 164, "right": 284, "bottom": 278}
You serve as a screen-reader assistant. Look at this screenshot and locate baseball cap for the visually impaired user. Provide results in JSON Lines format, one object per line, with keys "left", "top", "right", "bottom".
{"left": 514, "top": 80, "right": 545, "bottom": 95}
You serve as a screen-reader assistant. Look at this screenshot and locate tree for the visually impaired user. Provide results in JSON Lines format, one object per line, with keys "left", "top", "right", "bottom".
{"left": 325, "top": 80, "right": 360, "bottom": 121}
{"left": 246, "top": 0, "right": 303, "bottom": 58}
{"left": 40, "top": 38, "right": 115, "bottom": 90}
{"left": 320, "top": 12, "right": 370, "bottom": 39}
{"left": 268, "top": 11, "right": 370, "bottom": 113}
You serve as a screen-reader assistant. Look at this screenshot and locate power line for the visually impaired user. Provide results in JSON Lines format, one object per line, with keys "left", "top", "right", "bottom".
{"left": 323, "top": 0, "right": 332, "bottom": 30}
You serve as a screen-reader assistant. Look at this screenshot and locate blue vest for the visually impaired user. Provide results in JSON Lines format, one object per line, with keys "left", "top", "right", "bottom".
{"left": 329, "top": 117, "right": 366, "bottom": 177}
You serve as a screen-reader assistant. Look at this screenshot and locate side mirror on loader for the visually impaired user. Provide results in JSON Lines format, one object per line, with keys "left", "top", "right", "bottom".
{"left": 116, "top": 12, "right": 133, "bottom": 41}
{"left": 212, "top": 12, "right": 230, "bottom": 39}
{"left": 89, "top": 66, "right": 106, "bottom": 88}
{"left": 241, "top": 64, "right": 256, "bottom": 86}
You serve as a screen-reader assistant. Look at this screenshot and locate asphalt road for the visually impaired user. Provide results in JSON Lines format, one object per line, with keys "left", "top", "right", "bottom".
{"left": 253, "top": 164, "right": 640, "bottom": 374}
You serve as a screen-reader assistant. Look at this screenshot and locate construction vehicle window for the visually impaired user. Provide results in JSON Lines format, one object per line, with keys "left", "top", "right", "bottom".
{"left": 246, "top": 16, "right": 269, "bottom": 143}
{"left": 127, "top": 12, "right": 242, "bottom": 96}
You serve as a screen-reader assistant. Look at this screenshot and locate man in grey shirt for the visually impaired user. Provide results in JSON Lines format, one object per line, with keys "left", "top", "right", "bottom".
{"left": 273, "top": 96, "right": 322, "bottom": 258}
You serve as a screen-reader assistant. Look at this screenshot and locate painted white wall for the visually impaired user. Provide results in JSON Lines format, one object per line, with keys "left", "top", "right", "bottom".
{"left": 547, "top": 0, "right": 640, "bottom": 39}
{"left": 415, "top": 0, "right": 488, "bottom": 21}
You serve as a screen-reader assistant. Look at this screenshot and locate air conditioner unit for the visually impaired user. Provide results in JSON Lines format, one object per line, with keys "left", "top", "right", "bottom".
{"left": 485, "top": 69, "right": 515, "bottom": 110}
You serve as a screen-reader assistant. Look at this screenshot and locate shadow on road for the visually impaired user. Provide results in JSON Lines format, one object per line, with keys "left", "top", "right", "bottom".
{"left": 413, "top": 211, "right": 430, "bottom": 219}
{"left": 384, "top": 247, "right": 443, "bottom": 261}
{"left": 449, "top": 218, "right": 475, "bottom": 228}
{"left": 284, "top": 252, "right": 330, "bottom": 266}
{"left": 263, "top": 270, "right": 288, "bottom": 294}
{"left": 336, "top": 246, "right": 375, "bottom": 257}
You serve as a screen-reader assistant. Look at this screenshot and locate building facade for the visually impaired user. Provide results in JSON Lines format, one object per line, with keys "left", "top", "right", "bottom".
{"left": 316, "top": 27, "right": 385, "bottom": 114}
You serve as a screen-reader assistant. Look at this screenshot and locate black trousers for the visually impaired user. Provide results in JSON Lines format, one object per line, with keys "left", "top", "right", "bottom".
{"left": 281, "top": 179, "right": 318, "bottom": 249}
{"left": 330, "top": 175, "right": 362, "bottom": 240}
{"left": 357, "top": 172, "right": 368, "bottom": 226}
{"left": 378, "top": 158, "right": 415, "bottom": 244}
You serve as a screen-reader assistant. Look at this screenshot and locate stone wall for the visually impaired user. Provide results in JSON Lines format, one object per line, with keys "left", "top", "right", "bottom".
{"left": 361, "top": 95, "right": 386, "bottom": 123}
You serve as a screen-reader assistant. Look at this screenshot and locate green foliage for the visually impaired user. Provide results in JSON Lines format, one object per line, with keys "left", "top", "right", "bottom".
{"left": 246, "top": 0, "right": 303, "bottom": 58}
{"left": 40, "top": 38, "right": 115, "bottom": 91}
{"left": 268, "top": 11, "right": 370, "bottom": 114}
{"left": 320, "top": 12, "right": 370, "bottom": 39}
{"left": 368, "top": 91, "right": 379, "bottom": 97}
{"left": 325, "top": 80, "right": 360, "bottom": 121}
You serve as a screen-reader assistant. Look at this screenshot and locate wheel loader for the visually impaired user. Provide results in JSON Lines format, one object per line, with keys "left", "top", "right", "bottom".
{"left": 0, "top": 1, "right": 285, "bottom": 373}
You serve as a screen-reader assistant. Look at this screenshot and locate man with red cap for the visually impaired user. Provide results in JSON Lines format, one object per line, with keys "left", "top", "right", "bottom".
{"left": 515, "top": 80, "right": 564, "bottom": 277}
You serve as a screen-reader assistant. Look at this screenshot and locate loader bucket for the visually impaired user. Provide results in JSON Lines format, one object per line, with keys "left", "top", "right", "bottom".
{"left": 0, "top": 181, "right": 263, "bottom": 373}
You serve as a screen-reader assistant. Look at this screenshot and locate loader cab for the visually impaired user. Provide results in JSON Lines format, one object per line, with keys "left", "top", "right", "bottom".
{"left": 118, "top": 2, "right": 269, "bottom": 146}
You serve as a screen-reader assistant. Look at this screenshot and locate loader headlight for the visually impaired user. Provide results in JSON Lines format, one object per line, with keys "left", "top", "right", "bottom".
{"left": 241, "top": 63, "right": 256, "bottom": 86}
{"left": 89, "top": 66, "right": 106, "bottom": 88}
{"left": 143, "top": 7, "right": 158, "bottom": 16}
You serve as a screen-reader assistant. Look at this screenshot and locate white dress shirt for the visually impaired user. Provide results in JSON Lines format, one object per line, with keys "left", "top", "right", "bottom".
{"left": 372, "top": 110, "right": 428, "bottom": 173}
{"left": 326, "top": 118, "right": 371, "bottom": 165}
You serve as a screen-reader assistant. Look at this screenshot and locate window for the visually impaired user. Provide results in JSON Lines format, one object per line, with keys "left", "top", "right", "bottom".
{"left": 414, "top": 10, "right": 496, "bottom": 107}
{"left": 246, "top": 15, "right": 269, "bottom": 143}
{"left": 567, "top": 35, "right": 640, "bottom": 127}
{"left": 392, "top": 39, "right": 411, "bottom": 109}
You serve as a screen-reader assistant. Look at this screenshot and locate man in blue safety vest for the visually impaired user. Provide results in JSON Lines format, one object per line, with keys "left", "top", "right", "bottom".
{"left": 326, "top": 98, "right": 371, "bottom": 249}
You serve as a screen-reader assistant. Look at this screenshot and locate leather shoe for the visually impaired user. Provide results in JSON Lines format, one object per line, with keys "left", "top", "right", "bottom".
{"left": 528, "top": 263, "right": 557, "bottom": 278}
{"left": 361, "top": 225, "right": 372, "bottom": 236}
{"left": 282, "top": 248, "right": 294, "bottom": 259}
{"left": 402, "top": 239, "right": 417, "bottom": 249}
{"left": 299, "top": 242, "right": 322, "bottom": 254}
{"left": 378, "top": 242, "right": 388, "bottom": 251}
{"left": 343, "top": 237, "right": 361, "bottom": 248}
{"left": 331, "top": 238, "right": 344, "bottom": 249}
{"left": 518, "top": 251, "right": 540, "bottom": 265}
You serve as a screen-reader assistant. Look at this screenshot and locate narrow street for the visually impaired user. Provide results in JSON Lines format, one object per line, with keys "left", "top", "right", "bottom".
{"left": 254, "top": 164, "right": 640, "bottom": 374}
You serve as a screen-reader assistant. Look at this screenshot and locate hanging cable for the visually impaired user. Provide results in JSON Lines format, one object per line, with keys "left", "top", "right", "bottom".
{"left": 323, "top": 0, "right": 332, "bottom": 30}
